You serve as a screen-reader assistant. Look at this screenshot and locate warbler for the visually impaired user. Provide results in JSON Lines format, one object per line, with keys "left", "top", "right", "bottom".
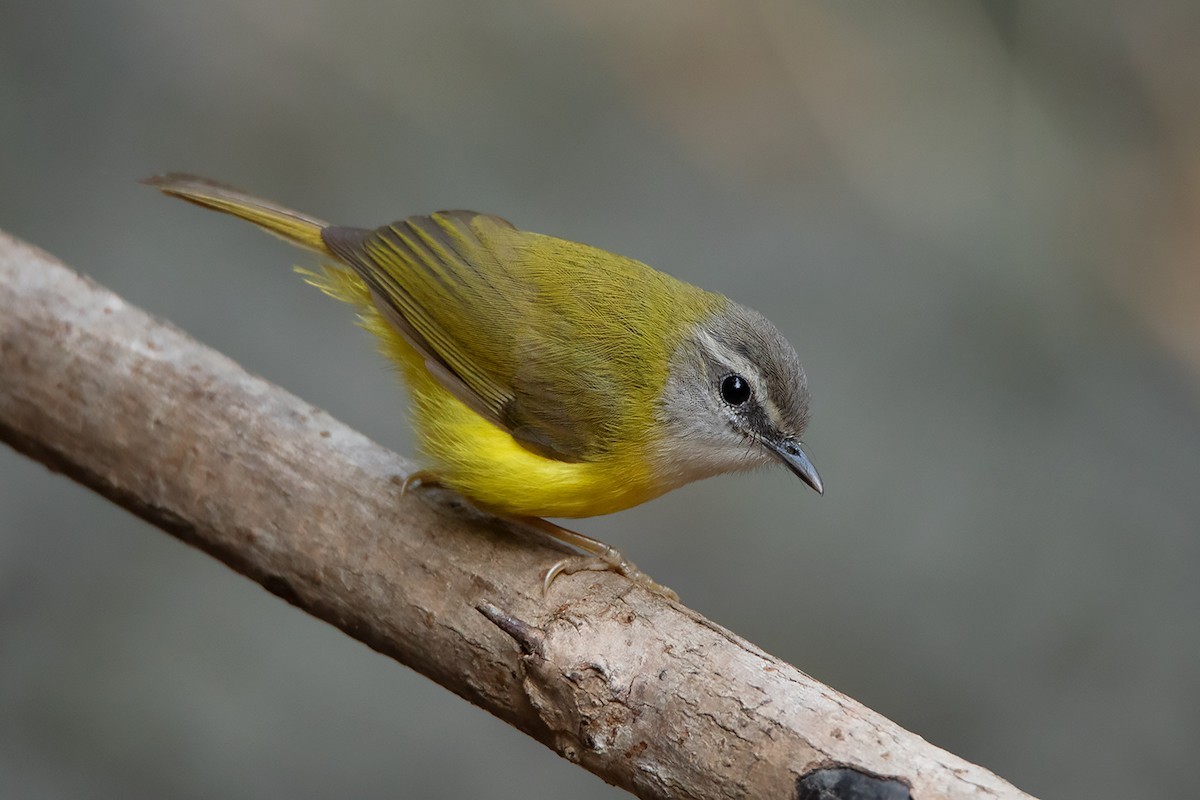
{"left": 145, "top": 174, "right": 822, "bottom": 596}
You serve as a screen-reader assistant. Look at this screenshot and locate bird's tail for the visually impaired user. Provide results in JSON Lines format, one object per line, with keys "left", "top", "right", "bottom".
{"left": 142, "top": 173, "right": 331, "bottom": 255}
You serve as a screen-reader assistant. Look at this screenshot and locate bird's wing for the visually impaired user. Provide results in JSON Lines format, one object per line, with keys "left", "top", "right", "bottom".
{"left": 322, "top": 212, "right": 679, "bottom": 462}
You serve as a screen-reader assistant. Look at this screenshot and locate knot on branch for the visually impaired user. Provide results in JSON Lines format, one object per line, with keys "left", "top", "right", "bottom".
{"left": 797, "top": 767, "right": 912, "bottom": 800}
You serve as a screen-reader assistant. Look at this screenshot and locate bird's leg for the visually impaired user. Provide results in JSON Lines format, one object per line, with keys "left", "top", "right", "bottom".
{"left": 400, "top": 478, "right": 678, "bottom": 600}
{"left": 515, "top": 517, "right": 679, "bottom": 601}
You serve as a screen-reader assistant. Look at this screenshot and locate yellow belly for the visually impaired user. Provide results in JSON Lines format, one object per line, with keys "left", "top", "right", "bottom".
{"left": 361, "top": 305, "right": 661, "bottom": 518}
{"left": 411, "top": 383, "right": 663, "bottom": 517}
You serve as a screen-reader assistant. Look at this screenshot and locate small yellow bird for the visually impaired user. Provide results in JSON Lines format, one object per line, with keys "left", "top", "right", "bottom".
{"left": 145, "top": 174, "right": 822, "bottom": 596}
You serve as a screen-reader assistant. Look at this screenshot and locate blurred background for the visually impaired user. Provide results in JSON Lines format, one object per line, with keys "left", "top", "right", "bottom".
{"left": 2, "top": 1, "right": 1198, "bottom": 797}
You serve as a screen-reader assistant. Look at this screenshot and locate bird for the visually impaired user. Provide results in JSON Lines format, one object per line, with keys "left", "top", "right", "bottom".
{"left": 144, "top": 173, "right": 822, "bottom": 598}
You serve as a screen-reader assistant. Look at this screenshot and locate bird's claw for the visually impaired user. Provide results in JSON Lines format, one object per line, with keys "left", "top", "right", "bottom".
{"left": 543, "top": 554, "right": 679, "bottom": 601}
{"left": 399, "top": 470, "right": 440, "bottom": 496}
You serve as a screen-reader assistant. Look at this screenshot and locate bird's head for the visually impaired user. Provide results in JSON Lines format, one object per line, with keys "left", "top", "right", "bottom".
{"left": 653, "top": 301, "right": 822, "bottom": 494}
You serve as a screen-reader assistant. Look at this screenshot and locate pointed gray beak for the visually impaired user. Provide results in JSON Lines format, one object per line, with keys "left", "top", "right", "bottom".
{"left": 765, "top": 439, "right": 824, "bottom": 495}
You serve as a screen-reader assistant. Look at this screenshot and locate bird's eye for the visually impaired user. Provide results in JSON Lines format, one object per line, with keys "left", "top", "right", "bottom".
{"left": 720, "top": 374, "right": 751, "bottom": 405}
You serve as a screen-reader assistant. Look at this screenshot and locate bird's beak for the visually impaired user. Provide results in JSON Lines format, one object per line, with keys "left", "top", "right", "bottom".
{"left": 765, "top": 439, "right": 824, "bottom": 495}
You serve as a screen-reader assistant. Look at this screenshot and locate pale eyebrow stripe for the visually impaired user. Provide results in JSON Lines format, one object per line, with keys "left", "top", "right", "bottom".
{"left": 693, "top": 330, "right": 785, "bottom": 428}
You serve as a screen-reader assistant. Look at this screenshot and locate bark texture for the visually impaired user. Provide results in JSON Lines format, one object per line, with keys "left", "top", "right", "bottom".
{"left": 0, "top": 230, "right": 1036, "bottom": 800}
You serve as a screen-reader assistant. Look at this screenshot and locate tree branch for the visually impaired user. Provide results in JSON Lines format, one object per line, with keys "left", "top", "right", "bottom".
{"left": 0, "top": 230, "right": 1035, "bottom": 800}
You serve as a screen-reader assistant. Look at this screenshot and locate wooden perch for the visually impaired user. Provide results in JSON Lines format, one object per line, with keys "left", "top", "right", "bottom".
{"left": 0, "top": 230, "right": 1035, "bottom": 800}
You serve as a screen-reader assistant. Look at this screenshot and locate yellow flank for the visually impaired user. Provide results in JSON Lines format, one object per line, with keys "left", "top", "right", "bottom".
{"left": 304, "top": 266, "right": 668, "bottom": 517}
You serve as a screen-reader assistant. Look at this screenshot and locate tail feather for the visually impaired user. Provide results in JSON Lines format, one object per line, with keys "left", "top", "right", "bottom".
{"left": 142, "top": 173, "right": 330, "bottom": 254}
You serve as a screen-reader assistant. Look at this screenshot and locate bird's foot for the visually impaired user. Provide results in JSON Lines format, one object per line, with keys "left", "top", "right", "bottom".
{"left": 512, "top": 516, "right": 678, "bottom": 601}
{"left": 543, "top": 552, "right": 678, "bottom": 601}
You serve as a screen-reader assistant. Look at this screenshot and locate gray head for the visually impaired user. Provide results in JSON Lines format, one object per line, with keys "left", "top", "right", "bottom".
{"left": 653, "top": 301, "right": 822, "bottom": 494}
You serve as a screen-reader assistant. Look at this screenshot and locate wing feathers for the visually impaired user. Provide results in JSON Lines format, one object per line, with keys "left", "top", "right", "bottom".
{"left": 321, "top": 217, "right": 532, "bottom": 446}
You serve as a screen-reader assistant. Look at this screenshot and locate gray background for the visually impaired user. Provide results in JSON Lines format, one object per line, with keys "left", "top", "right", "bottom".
{"left": 2, "top": 2, "right": 1198, "bottom": 798}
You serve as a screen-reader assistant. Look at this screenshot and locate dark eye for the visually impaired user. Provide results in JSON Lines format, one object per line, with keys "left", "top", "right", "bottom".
{"left": 720, "top": 374, "right": 751, "bottom": 405}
